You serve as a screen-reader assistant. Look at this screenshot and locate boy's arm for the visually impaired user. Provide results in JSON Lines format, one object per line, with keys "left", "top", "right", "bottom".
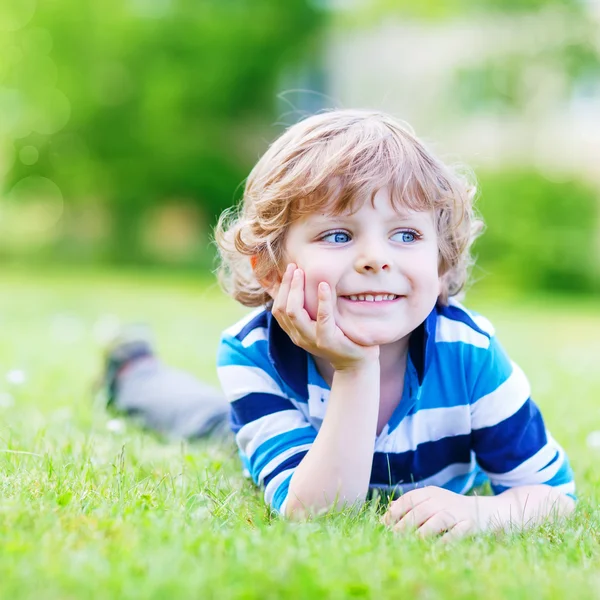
{"left": 271, "top": 265, "right": 382, "bottom": 518}
{"left": 285, "top": 359, "right": 380, "bottom": 518}
{"left": 485, "top": 484, "right": 575, "bottom": 530}
{"left": 219, "top": 328, "right": 380, "bottom": 517}
{"left": 383, "top": 482, "right": 574, "bottom": 539}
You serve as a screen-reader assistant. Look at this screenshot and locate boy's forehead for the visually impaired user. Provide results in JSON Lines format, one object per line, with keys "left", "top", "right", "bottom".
{"left": 311, "top": 191, "right": 432, "bottom": 221}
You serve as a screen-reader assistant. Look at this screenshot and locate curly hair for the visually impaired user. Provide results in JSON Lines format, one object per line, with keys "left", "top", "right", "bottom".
{"left": 215, "top": 109, "right": 483, "bottom": 307}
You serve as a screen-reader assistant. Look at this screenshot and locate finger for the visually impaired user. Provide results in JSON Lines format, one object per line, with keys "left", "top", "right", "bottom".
{"left": 382, "top": 489, "right": 431, "bottom": 526}
{"left": 393, "top": 500, "right": 435, "bottom": 534}
{"left": 316, "top": 282, "right": 336, "bottom": 345}
{"left": 440, "top": 520, "right": 475, "bottom": 544}
{"left": 285, "top": 268, "right": 316, "bottom": 336}
{"left": 272, "top": 263, "right": 295, "bottom": 318}
{"left": 417, "top": 511, "right": 457, "bottom": 538}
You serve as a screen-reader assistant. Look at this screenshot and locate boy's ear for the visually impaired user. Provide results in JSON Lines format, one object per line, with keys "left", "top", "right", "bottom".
{"left": 250, "top": 255, "right": 280, "bottom": 300}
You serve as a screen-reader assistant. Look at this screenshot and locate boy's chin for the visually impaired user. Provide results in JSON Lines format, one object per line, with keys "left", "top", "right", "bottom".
{"left": 341, "top": 324, "right": 403, "bottom": 347}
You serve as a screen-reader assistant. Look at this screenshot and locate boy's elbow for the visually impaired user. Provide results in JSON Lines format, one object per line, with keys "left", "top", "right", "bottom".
{"left": 282, "top": 491, "right": 366, "bottom": 520}
{"left": 283, "top": 496, "right": 310, "bottom": 520}
{"left": 554, "top": 490, "right": 576, "bottom": 516}
{"left": 530, "top": 484, "right": 576, "bottom": 518}
{"left": 282, "top": 495, "right": 333, "bottom": 520}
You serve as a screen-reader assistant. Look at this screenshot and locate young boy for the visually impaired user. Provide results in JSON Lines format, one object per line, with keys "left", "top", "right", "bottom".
{"left": 215, "top": 109, "right": 575, "bottom": 537}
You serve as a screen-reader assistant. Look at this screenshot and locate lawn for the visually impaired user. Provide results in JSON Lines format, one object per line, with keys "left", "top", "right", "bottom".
{"left": 0, "top": 267, "right": 599, "bottom": 599}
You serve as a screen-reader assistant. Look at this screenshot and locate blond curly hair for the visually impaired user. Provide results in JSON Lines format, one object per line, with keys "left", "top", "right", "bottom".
{"left": 215, "top": 109, "right": 483, "bottom": 307}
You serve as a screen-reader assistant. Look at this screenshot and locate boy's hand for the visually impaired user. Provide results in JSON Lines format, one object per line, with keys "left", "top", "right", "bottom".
{"left": 272, "top": 264, "right": 379, "bottom": 372}
{"left": 382, "top": 486, "right": 491, "bottom": 542}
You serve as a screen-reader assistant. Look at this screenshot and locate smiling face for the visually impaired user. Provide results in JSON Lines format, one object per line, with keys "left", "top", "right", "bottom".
{"left": 274, "top": 188, "right": 441, "bottom": 347}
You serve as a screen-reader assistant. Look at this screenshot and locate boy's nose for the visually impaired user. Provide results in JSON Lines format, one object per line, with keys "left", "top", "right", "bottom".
{"left": 354, "top": 246, "right": 390, "bottom": 273}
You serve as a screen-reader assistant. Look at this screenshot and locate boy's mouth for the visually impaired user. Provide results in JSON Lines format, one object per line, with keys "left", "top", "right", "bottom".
{"left": 340, "top": 293, "right": 400, "bottom": 302}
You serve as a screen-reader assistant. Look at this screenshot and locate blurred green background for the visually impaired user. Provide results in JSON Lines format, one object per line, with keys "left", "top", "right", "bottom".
{"left": 1, "top": 0, "right": 599, "bottom": 295}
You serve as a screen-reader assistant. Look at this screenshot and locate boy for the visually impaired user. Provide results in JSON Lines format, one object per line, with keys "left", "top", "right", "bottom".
{"left": 215, "top": 109, "right": 575, "bottom": 537}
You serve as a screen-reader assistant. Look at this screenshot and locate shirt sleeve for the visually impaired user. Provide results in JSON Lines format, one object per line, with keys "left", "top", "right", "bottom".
{"left": 469, "top": 336, "right": 575, "bottom": 499}
{"left": 216, "top": 331, "right": 317, "bottom": 514}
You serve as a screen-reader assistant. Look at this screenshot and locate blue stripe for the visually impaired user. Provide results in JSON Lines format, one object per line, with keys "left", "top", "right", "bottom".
{"left": 473, "top": 398, "right": 547, "bottom": 474}
{"left": 234, "top": 311, "right": 269, "bottom": 343}
{"left": 491, "top": 483, "right": 509, "bottom": 494}
{"left": 230, "top": 393, "right": 294, "bottom": 433}
{"left": 272, "top": 472, "right": 294, "bottom": 513}
{"left": 263, "top": 452, "right": 308, "bottom": 489}
{"left": 492, "top": 461, "right": 575, "bottom": 496}
{"left": 542, "top": 459, "right": 574, "bottom": 488}
{"left": 419, "top": 350, "right": 472, "bottom": 409}
{"left": 469, "top": 337, "right": 514, "bottom": 400}
{"left": 218, "top": 336, "right": 271, "bottom": 371}
{"left": 371, "top": 434, "right": 472, "bottom": 485}
{"left": 250, "top": 427, "right": 316, "bottom": 477}
{"left": 440, "top": 471, "right": 477, "bottom": 494}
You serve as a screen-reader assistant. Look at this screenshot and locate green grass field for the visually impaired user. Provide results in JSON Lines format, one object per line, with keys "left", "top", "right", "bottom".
{"left": 0, "top": 268, "right": 599, "bottom": 599}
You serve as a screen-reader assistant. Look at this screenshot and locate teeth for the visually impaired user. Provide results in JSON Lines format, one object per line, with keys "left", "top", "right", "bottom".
{"left": 345, "top": 294, "right": 398, "bottom": 302}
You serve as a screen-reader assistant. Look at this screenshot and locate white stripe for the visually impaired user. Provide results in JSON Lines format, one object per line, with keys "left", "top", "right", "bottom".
{"left": 471, "top": 314, "right": 495, "bottom": 336}
{"left": 435, "top": 315, "right": 489, "bottom": 348}
{"left": 533, "top": 447, "right": 565, "bottom": 483}
{"left": 447, "top": 299, "right": 496, "bottom": 336}
{"left": 264, "top": 467, "right": 294, "bottom": 507}
{"left": 217, "top": 365, "right": 283, "bottom": 402}
{"left": 257, "top": 443, "right": 313, "bottom": 485}
{"left": 459, "top": 469, "right": 480, "bottom": 494}
{"left": 241, "top": 327, "right": 268, "bottom": 348}
{"left": 224, "top": 307, "right": 264, "bottom": 337}
{"left": 238, "top": 409, "right": 309, "bottom": 457}
{"left": 375, "top": 404, "right": 471, "bottom": 454}
{"left": 307, "top": 383, "right": 329, "bottom": 420}
{"left": 471, "top": 362, "right": 530, "bottom": 429}
{"left": 487, "top": 445, "right": 566, "bottom": 488}
{"left": 279, "top": 495, "right": 290, "bottom": 515}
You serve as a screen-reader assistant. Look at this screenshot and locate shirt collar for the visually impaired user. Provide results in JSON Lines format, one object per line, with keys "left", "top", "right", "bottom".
{"left": 266, "top": 305, "right": 439, "bottom": 395}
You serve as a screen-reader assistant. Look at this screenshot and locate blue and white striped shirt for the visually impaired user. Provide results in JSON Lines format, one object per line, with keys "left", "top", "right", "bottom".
{"left": 216, "top": 300, "right": 575, "bottom": 514}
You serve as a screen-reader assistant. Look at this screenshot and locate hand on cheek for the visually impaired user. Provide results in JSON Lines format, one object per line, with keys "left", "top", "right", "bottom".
{"left": 271, "top": 263, "right": 379, "bottom": 372}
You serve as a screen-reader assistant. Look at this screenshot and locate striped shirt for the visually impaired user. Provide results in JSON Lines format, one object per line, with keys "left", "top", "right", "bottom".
{"left": 216, "top": 300, "right": 575, "bottom": 514}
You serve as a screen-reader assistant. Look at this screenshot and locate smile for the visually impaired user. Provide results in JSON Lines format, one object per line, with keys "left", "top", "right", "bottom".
{"left": 341, "top": 294, "right": 399, "bottom": 302}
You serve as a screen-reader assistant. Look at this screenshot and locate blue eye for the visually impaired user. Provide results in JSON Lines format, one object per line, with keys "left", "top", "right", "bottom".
{"left": 392, "top": 230, "right": 419, "bottom": 243}
{"left": 322, "top": 231, "right": 351, "bottom": 244}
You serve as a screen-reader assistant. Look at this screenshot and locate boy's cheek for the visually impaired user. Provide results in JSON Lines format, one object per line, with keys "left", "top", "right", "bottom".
{"left": 302, "top": 272, "right": 336, "bottom": 321}
{"left": 303, "top": 287, "right": 319, "bottom": 320}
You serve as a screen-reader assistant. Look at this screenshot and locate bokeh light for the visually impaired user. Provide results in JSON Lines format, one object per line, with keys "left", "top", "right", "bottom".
{"left": 0, "top": 0, "right": 37, "bottom": 33}
{"left": 1, "top": 175, "right": 64, "bottom": 239}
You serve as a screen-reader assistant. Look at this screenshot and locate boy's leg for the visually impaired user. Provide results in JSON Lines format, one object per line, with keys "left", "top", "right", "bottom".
{"left": 114, "top": 358, "right": 230, "bottom": 439}
{"left": 101, "top": 328, "right": 230, "bottom": 440}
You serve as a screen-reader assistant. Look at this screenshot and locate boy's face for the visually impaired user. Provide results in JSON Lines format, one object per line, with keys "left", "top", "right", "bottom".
{"left": 270, "top": 188, "right": 441, "bottom": 347}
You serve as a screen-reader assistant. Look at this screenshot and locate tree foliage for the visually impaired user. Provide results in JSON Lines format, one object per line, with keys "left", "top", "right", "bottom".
{"left": 1, "top": 0, "right": 323, "bottom": 259}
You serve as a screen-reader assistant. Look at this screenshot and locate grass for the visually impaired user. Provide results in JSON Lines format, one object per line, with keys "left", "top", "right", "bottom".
{"left": 0, "top": 267, "right": 599, "bottom": 599}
